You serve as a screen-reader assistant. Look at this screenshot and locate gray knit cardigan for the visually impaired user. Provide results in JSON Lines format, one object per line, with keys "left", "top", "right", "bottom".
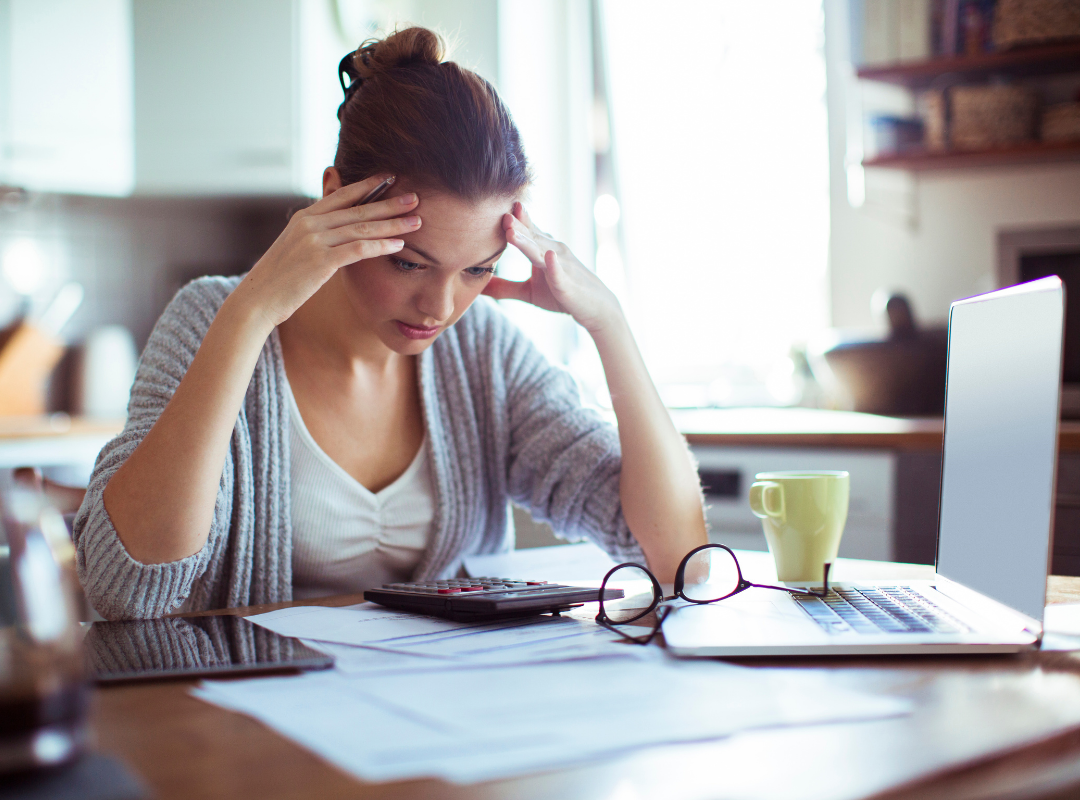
{"left": 74, "top": 276, "right": 643, "bottom": 620}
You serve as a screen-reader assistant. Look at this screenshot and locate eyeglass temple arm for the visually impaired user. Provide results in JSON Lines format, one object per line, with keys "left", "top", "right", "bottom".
{"left": 747, "top": 562, "right": 832, "bottom": 598}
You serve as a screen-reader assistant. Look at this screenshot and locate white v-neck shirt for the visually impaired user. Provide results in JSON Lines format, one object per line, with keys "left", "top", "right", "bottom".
{"left": 286, "top": 381, "right": 436, "bottom": 600}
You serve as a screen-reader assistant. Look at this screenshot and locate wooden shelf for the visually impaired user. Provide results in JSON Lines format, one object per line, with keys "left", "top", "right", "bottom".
{"left": 863, "top": 139, "right": 1080, "bottom": 170}
{"left": 857, "top": 41, "right": 1080, "bottom": 88}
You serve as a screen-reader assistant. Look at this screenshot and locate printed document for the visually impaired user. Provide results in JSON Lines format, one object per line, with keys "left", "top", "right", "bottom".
{"left": 193, "top": 655, "right": 911, "bottom": 783}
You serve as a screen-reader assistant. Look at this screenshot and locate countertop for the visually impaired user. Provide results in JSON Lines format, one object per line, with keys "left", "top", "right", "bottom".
{"left": 674, "top": 407, "right": 1080, "bottom": 453}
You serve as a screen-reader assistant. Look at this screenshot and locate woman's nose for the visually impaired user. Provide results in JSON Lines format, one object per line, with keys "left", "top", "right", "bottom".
{"left": 417, "top": 279, "right": 456, "bottom": 322}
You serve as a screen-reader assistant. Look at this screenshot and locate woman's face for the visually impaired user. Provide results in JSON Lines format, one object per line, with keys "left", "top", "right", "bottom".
{"left": 326, "top": 174, "right": 512, "bottom": 356}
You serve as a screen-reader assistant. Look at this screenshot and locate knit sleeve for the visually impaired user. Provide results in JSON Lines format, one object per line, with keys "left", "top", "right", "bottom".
{"left": 73, "top": 277, "right": 241, "bottom": 620}
{"left": 492, "top": 306, "right": 644, "bottom": 563}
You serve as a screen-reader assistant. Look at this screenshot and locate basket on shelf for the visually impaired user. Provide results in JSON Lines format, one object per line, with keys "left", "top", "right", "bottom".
{"left": 1042, "top": 102, "right": 1080, "bottom": 142}
{"left": 993, "top": 0, "right": 1080, "bottom": 49}
{"left": 949, "top": 84, "right": 1039, "bottom": 149}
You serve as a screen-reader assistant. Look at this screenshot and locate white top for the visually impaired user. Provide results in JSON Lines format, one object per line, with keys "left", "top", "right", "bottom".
{"left": 286, "top": 382, "right": 436, "bottom": 600}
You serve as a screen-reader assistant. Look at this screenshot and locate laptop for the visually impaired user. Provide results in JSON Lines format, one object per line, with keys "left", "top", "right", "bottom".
{"left": 662, "top": 276, "right": 1065, "bottom": 656}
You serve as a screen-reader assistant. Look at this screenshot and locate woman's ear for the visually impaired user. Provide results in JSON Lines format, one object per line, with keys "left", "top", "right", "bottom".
{"left": 322, "top": 167, "right": 344, "bottom": 198}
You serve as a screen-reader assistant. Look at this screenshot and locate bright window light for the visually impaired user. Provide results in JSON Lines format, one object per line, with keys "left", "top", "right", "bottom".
{"left": 601, "top": 0, "right": 830, "bottom": 406}
{"left": 1, "top": 238, "right": 48, "bottom": 296}
{"left": 594, "top": 194, "right": 621, "bottom": 228}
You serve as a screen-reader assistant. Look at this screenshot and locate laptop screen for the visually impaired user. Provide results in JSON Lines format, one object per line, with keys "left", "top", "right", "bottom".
{"left": 936, "top": 277, "right": 1064, "bottom": 622}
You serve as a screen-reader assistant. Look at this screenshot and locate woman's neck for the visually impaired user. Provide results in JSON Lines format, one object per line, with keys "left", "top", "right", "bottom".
{"left": 278, "top": 274, "right": 404, "bottom": 378}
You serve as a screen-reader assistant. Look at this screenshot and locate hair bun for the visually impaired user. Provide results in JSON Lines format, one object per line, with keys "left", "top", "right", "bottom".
{"left": 350, "top": 27, "right": 444, "bottom": 83}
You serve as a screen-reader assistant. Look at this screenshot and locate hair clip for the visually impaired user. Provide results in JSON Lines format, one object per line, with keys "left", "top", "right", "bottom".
{"left": 338, "top": 52, "right": 360, "bottom": 97}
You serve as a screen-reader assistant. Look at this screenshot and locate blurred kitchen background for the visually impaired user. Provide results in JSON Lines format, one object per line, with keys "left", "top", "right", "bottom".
{"left": 1, "top": 0, "right": 1079, "bottom": 566}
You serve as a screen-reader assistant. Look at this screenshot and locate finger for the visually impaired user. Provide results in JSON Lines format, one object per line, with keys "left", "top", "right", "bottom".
{"left": 482, "top": 276, "right": 531, "bottom": 302}
{"left": 329, "top": 236, "right": 405, "bottom": 268}
{"left": 506, "top": 227, "right": 545, "bottom": 266}
{"left": 543, "top": 250, "right": 568, "bottom": 291}
{"left": 319, "top": 192, "right": 419, "bottom": 230}
{"left": 308, "top": 174, "right": 395, "bottom": 215}
{"left": 321, "top": 215, "right": 421, "bottom": 247}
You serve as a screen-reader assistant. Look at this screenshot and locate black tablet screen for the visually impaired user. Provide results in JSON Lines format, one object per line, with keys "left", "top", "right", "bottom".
{"left": 85, "top": 615, "right": 333, "bottom": 683}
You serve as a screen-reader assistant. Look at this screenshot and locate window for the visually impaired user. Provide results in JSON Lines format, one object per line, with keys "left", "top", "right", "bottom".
{"left": 600, "top": 0, "right": 831, "bottom": 407}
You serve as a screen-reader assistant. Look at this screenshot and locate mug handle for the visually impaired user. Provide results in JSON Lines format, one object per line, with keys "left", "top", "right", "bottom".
{"left": 749, "top": 481, "right": 784, "bottom": 521}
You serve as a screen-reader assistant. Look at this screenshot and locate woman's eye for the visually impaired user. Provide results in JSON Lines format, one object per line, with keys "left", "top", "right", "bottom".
{"left": 391, "top": 258, "right": 422, "bottom": 272}
{"left": 465, "top": 266, "right": 496, "bottom": 278}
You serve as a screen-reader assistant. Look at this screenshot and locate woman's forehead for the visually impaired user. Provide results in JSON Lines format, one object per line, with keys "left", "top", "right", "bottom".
{"left": 392, "top": 187, "right": 513, "bottom": 264}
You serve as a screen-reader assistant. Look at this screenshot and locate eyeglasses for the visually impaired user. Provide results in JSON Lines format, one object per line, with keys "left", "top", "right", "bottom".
{"left": 595, "top": 544, "right": 833, "bottom": 645}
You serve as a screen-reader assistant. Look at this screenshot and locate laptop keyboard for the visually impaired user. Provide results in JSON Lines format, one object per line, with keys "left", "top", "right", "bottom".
{"left": 792, "top": 586, "right": 973, "bottom": 635}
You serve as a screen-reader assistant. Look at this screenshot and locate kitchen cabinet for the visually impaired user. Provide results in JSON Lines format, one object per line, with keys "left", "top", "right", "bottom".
{"left": 0, "top": 0, "right": 134, "bottom": 195}
{"left": 0, "top": 0, "right": 343, "bottom": 197}
{"left": 692, "top": 445, "right": 896, "bottom": 562}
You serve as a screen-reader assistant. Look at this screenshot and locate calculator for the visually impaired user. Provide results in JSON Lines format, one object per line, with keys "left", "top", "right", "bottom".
{"left": 364, "top": 577, "right": 625, "bottom": 622}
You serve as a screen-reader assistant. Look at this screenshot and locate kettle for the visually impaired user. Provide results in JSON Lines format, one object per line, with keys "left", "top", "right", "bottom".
{"left": 810, "top": 294, "right": 948, "bottom": 416}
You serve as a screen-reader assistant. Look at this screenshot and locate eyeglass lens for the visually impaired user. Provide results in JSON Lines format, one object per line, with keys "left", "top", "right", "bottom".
{"left": 680, "top": 546, "right": 742, "bottom": 602}
{"left": 600, "top": 565, "right": 658, "bottom": 624}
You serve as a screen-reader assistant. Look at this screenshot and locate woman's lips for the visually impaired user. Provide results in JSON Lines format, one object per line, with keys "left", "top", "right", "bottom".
{"left": 395, "top": 320, "right": 441, "bottom": 340}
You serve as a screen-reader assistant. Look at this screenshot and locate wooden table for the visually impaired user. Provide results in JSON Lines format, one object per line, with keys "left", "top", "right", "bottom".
{"left": 89, "top": 568, "right": 1080, "bottom": 800}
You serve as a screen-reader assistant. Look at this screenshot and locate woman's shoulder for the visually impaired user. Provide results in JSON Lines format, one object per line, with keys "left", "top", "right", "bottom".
{"left": 149, "top": 275, "right": 244, "bottom": 342}
{"left": 164, "top": 275, "right": 244, "bottom": 322}
{"left": 137, "top": 275, "right": 246, "bottom": 373}
{"left": 449, "top": 295, "right": 524, "bottom": 352}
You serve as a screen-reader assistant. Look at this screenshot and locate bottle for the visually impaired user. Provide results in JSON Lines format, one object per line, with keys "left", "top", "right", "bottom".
{"left": 0, "top": 484, "right": 89, "bottom": 774}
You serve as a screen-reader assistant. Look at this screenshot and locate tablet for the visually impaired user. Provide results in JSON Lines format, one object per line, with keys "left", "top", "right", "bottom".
{"left": 85, "top": 615, "right": 333, "bottom": 683}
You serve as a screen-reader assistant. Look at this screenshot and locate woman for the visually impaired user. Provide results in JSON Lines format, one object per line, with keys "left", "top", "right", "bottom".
{"left": 74, "top": 27, "right": 706, "bottom": 620}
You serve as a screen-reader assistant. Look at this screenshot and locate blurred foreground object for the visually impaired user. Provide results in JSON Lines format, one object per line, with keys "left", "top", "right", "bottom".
{"left": 809, "top": 294, "right": 948, "bottom": 416}
{"left": 994, "top": 0, "right": 1080, "bottom": 49}
{"left": 12, "top": 467, "right": 88, "bottom": 518}
{"left": 0, "top": 485, "right": 89, "bottom": 774}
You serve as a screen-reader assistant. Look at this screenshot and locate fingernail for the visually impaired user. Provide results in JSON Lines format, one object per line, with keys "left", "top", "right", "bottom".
{"left": 389, "top": 239, "right": 404, "bottom": 249}
{"left": 404, "top": 216, "right": 421, "bottom": 226}
{"left": 398, "top": 193, "right": 417, "bottom": 205}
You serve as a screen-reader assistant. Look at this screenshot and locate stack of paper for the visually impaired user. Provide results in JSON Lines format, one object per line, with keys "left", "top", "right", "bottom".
{"left": 247, "top": 602, "right": 647, "bottom": 667}
{"left": 195, "top": 556, "right": 913, "bottom": 783}
{"left": 194, "top": 655, "right": 911, "bottom": 783}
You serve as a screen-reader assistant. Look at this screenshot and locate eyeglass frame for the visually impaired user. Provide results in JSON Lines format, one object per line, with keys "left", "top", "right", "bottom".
{"left": 595, "top": 543, "right": 833, "bottom": 645}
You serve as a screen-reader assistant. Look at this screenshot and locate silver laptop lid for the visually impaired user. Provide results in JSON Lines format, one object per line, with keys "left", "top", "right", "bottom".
{"left": 936, "top": 276, "right": 1064, "bottom": 622}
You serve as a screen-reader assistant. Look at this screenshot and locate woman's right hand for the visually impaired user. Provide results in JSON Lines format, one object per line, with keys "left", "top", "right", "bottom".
{"left": 232, "top": 174, "right": 421, "bottom": 331}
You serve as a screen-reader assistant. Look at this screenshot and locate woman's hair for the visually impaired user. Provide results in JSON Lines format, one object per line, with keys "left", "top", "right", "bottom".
{"left": 335, "top": 27, "right": 531, "bottom": 200}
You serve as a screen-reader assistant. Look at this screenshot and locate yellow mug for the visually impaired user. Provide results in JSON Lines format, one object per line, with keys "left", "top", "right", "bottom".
{"left": 748, "top": 471, "right": 850, "bottom": 582}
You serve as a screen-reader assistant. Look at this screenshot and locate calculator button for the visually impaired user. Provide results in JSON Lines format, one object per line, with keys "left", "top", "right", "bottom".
{"left": 437, "top": 588, "right": 462, "bottom": 594}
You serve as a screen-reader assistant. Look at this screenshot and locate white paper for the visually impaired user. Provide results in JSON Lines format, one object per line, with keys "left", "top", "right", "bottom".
{"left": 1039, "top": 603, "right": 1080, "bottom": 651}
{"left": 249, "top": 601, "right": 643, "bottom": 666}
{"left": 1045, "top": 603, "right": 1080, "bottom": 635}
{"left": 193, "top": 655, "right": 911, "bottom": 784}
{"left": 246, "top": 603, "right": 470, "bottom": 644}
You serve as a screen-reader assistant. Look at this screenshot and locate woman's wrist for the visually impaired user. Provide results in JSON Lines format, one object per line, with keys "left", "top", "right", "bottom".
{"left": 219, "top": 282, "right": 279, "bottom": 345}
{"left": 584, "top": 300, "right": 630, "bottom": 347}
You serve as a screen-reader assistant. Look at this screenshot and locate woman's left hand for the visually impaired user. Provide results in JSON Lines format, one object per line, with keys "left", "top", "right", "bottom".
{"left": 483, "top": 202, "right": 622, "bottom": 334}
